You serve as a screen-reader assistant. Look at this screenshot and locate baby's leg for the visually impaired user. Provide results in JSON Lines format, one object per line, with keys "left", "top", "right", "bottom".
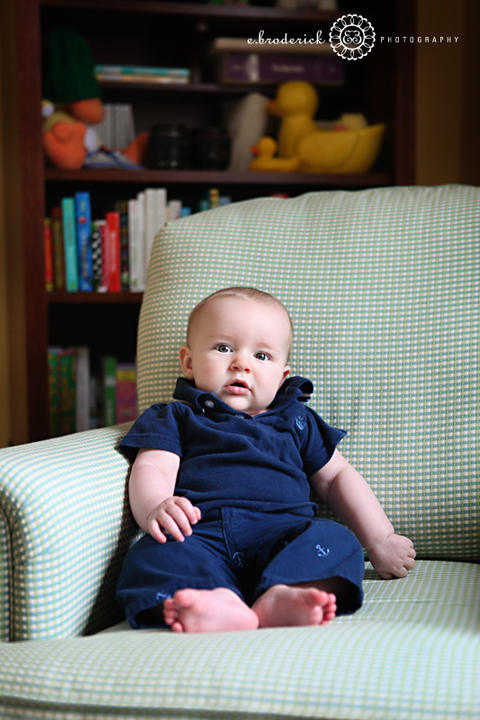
{"left": 252, "top": 578, "right": 349, "bottom": 628}
{"left": 163, "top": 588, "right": 259, "bottom": 633}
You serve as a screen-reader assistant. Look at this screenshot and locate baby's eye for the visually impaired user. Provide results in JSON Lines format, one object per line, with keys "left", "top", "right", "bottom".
{"left": 254, "top": 352, "right": 269, "bottom": 361}
{"left": 216, "top": 344, "right": 232, "bottom": 354}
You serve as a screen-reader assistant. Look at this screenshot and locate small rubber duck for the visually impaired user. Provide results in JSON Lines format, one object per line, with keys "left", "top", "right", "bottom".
{"left": 249, "top": 137, "right": 300, "bottom": 173}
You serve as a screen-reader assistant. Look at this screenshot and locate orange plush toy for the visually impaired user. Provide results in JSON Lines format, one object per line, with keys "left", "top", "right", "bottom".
{"left": 41, "top": 100, "right": 103, "bottom": 170}
{"left": 42, "top": 28, "right": 104, "bottom": 169}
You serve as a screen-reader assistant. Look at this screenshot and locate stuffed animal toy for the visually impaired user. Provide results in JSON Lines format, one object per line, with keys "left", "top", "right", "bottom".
{"left": 41, "top": 27, "right": 148, "bottom": 169}
{"left": 42, "top": 27, "right": 104, "bottom": 169}
{"left": 41, "top": 99, "right": 101, "bottom": 170}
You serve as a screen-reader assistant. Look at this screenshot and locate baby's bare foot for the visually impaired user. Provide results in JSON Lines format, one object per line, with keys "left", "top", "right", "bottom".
{"left": 253, "top": 584, "right": 337, "bottom": 628}
{"left": 163, "top": 588, "right": 259, "bottom": 633}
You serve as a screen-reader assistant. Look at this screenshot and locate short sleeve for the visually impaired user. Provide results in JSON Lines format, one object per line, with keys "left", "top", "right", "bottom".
{"left": 301, "top": 407, "right": 347, "bottom": 477}
{"left": 118, "top": 402, "right": 185, "bottom": 462}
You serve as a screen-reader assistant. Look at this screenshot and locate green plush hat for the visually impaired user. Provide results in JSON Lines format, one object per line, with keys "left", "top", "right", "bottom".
{"left": 43, "top": 27, "right": 101, "bottom": 102}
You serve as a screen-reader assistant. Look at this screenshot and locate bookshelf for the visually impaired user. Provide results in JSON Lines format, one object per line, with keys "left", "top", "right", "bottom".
{"left": 10, "top": 0, "right": 415, "bottom": 442}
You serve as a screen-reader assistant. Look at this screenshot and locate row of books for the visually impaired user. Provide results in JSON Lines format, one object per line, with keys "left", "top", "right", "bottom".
{"left": 45, "top": 189, "right": 227, "bottom": 294}
{"left": 95, "top": 103, "right": 136, "bottom": 152}
{"left": 48, "top": 347, "right": 137, "bottom": 437}
{"left": 95, "top": 64, "right": 190, "bottom": 84}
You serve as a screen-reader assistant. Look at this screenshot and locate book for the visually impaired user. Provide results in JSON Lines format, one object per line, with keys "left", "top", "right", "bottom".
{"left": 51, "top": 207, "right": 65, "bottom": 291}
{"left": 75, "top": 346, "right": 90, "bottom": 432}
{"left": 48, "top": 349, "right": 59, "bottom": 437}
{"left": 105, "top": 212, "right": 121, "bottom": 292}
{"left": 95, "top": 104, "right": 136, "bottom": 152}
{"left": 61, "top": 198, "right": 79, "bottom": 292}
{"left": 91, "top": 219, "right": 107, "bottom": 291}
{"left": 103, "top": 356, "right": 117, "bottom": 426}
{"left": 116, "top": 200, "right": 130, "bottom": 291}
{"left": 94, "top": 65, "right": 190, "bottom": 84}
{"left": 115, "top": 363, "right": 137, "bottom": 423}
{"left": 48, "top": 348, "right": 77, "bottom": 436}
{"left": 75, "top": 192, "right": 93, "bottom": 291}
{"left": 95, "top": 64, "right": 190, "bottom": 77}
{"left": 48, "top": 346, "right": 90, "bottom": 436}
{"left": 167, "top": 199, "right": 182, "bottom": 221}
{"left": 127, "top": 198, "right": 146, "bottom": 292}
{"left": 44, "top": 217, "right": 54, "bottom": 292}
{"left": 144, "top": 188, "right": 167, "bottom": 271}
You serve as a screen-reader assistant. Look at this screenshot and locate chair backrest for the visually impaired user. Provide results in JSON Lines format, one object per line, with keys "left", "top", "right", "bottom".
{"left": 137, "top": 185, "right": 479, "bottom": 560}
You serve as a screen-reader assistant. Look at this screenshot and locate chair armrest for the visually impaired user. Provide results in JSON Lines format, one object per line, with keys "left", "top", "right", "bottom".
{"left": 0, "top": 424, "right": 139, "bottom": 641}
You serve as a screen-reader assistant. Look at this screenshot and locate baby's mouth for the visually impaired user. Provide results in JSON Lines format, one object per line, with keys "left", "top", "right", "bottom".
{"left": 226, "top": 380, "right": 250, "bottom": 395}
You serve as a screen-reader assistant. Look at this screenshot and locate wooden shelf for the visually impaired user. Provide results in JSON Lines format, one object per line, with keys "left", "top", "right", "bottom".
{"left": 41, "top": 0, "right": 340, "bottom": 23}
{"left": 47, "top": 291, "right": 143, "bottom": 303}
{"left": 45, "top": 167, "right": 391, "bottom": 187}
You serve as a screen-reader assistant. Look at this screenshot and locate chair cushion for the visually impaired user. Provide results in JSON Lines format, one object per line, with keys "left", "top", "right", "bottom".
{"left": 137, "top": 185, "right": 479, "bottom": 560}
{"left": 1, "top": 560, "right": 479, "bottom": 720}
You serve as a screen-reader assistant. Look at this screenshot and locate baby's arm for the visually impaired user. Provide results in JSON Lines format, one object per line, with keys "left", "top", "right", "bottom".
{"left": 310, "top": 450, "right": 416, "bottom": 579}
{"left": 128, "top": 448, "right": 200, "bottom": 543}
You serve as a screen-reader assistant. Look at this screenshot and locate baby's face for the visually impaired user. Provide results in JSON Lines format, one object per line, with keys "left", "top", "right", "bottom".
{"left": 180, "top": 297, "right": 291, "bottom": 416}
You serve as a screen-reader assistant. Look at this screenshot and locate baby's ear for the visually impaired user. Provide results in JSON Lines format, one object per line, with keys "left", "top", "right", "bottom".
{"left": 179, "top": 345, "right": 194, "bottom": 378}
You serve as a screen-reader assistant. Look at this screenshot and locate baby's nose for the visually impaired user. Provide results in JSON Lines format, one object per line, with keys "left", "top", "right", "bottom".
{"left": 231, "top": 351, "right": 251, "bottom": 371}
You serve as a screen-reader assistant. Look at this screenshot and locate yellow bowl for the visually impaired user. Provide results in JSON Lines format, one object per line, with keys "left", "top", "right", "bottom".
{"left": 297, "top": 124, "right": 385, "bottom": 174}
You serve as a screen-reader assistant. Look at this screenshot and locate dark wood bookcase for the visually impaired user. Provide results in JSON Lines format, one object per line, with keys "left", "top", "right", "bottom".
{"left": 9, "top": 0, "right": 415, "bottom": 442}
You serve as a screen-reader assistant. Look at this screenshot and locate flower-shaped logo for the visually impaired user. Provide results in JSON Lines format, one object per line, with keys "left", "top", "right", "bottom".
{"left": 330, "top": 14, "right": 376, "bottom": 60}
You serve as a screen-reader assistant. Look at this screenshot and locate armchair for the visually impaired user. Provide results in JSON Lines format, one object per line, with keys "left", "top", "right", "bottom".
{"left": 1, "top": 185, "right": 478, "bottom": 719}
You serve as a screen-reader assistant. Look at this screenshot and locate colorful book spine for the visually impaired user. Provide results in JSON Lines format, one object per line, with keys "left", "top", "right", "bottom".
{"left": 58, "top": 350, "right": 77, "bottom": 436}
{"left": 91, "top": 219, "right": 107, "bottom": 291}
{"left": 61, "top": 198, "right": 79, "bottom": 292}
{"left": 103, "top": 356, "right": 117, "bottom": 426}
{"left": 75, "top": 346, "right": 90, "bottom": 432}
{"left": 117, "top": 199, "right": 130, "bottom": 291}
{"left": 115, "top": 363, "right": 137, "bottom": 423}
{"left": 94, "top": 65, "right": 190, "bottom": 83}
{"left": 44, "top": 217, "right": 54, "bottom": 291}
{"left": 105, "top": 211, "right": 121, "bottom": 292}
{"left": 48, "top": 349, "right": 59, "bottom": 437}
{"left": 51, "top": 207, "right": 65, "bottom": 291}
{"left": 75, "top": 192, "right": 93, "bottom": 291}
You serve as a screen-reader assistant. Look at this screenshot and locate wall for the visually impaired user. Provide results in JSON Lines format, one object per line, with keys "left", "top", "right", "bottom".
{"left": 416, "top": 0, "right": 480, "bottom": 184}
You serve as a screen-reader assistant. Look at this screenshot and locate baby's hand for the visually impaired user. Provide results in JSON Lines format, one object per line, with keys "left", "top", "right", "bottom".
{"left": 367, "top": 533, "right": 416, "bottom": 579}
{"left": 147, "top": 497, "right": 201, "bottom": 544}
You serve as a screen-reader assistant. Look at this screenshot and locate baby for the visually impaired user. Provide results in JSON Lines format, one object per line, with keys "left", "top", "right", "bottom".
{"left": 117, "top": 286, "right": 415, "bottom": 632}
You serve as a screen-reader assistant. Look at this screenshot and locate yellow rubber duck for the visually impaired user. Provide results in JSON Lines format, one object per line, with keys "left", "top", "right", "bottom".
{"left": 264, "top": 81, "right": 385, "bottom": 174}
{"left": 268, "top": 81, "right": 318, "bottom": 158}
{"left": 249, "top": 137, "right": 300, "bottom": 173}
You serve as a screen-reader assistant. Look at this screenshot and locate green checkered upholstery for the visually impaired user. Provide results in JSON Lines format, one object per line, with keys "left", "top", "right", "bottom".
{"left": 0, "top": 424, "right": 139, "bottom": 641}
{"left": 0, "top": 185, "right": 478, "bottom": 720}
{"left": 138, "top": 184, "right": 479, "bottom": 560}
{"left": 0, "top": 560, "right": 479, "bottom": 719}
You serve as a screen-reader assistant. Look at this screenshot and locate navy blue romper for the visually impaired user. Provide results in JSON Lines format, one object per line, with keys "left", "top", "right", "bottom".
{"left": 117, "top": 376, "right": 364, "bottom": 628}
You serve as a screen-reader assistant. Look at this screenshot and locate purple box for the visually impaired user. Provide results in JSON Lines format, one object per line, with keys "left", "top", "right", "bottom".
{"left": 216, "top": 53, "right": 345, "bottom": 85}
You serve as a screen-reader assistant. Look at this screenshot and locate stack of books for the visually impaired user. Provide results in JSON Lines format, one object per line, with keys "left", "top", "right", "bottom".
{"left": 95, "top": 64, "right": 190, "bottom": 84}
{"left": 48, "top": 349, "right": 138, "bottom": 437}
